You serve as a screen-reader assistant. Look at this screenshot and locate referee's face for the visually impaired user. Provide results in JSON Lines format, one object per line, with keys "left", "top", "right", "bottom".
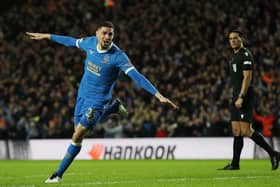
{"left": 96, "top": 27, "right": 114, "bottom": 50}
{"left": 229, "top": 32, "right": 242, "bottom": 51}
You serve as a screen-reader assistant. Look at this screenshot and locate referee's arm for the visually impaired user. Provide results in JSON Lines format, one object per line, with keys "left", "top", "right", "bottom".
{"left": 240, "top": 70, "right": 252, "bottom": 97}
{"left": 235, "top": 70, "right": 252, "bottom": 108}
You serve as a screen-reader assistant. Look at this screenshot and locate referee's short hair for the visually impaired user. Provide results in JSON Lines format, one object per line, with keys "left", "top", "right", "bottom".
{"left": 229, "top": 28, "right": 243, "bottom": 37}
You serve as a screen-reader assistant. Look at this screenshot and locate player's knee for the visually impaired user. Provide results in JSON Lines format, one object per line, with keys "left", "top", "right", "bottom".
{"left": 72, "top": 124, "right": 88, "bottom": 143}
{"left": 72, "top": 133, "right": 83, "bottom": 144}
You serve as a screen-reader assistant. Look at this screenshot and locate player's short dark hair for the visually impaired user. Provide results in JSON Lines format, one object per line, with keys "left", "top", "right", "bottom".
{"left": 97, "top": 21, "right": 114, "bottom": 30}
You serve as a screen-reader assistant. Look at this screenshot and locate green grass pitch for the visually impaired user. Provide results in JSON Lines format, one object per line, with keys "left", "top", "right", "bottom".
{"left": 0, "top": 160, "right": 279, "bottom": 187}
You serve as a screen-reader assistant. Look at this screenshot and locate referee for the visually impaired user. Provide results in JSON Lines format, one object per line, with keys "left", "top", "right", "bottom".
{"left": 220, "top": 29, "right": 280, "bottom": 170}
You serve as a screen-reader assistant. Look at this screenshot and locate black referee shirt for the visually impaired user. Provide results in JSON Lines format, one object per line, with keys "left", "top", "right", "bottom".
{"left": 229, "top": 47, "right": 254, "bottom": 99}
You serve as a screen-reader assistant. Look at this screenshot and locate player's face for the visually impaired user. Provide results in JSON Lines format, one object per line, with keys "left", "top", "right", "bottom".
{"left": 229, "top": 32, "right": 242, "bottom": 50}
{"left": 96, "top": 27, "right": 114, "bottom": 50}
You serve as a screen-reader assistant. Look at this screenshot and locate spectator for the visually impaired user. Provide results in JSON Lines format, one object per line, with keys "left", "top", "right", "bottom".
{"left": 0, "top": 0, "right": 279, "bottom": 138}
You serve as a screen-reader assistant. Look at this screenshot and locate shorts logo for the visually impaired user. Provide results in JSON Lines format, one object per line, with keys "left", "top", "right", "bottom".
{"left": 86, "top": 108, "right": 96, "bottom": 123}
{"left": 232, "top": 64, "right": 237, "bottom": 72}
{"left": 241, "top": 114, "right": 244, "bottom": 119}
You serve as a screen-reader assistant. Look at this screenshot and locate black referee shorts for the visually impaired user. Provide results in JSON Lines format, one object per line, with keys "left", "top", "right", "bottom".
{"left": 230, "top": 92, "right": 254, "bottom": 123}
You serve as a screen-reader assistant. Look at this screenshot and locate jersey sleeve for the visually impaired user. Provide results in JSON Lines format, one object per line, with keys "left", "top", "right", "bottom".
{"left": 127, "top": 69, "right": 157, "bottom": 95}
{"left": 50, "top": 34, "right": 77, "bottom": 47}
{"left": 242, "top": 52, "right": 254, "bottom": 71}
{"left": 75, "top": 38, "right": 88, "bottom": 51}
{"left": 50, "top": 35, "right": 93, "bottom": 51}
{"left": 76, "top": 36, "right": 97, "bottom": 51}
{"left": 115, "top": 52, "right": 135, "bottom": 74}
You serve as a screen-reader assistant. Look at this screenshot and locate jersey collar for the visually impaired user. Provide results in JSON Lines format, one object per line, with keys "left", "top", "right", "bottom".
{"left": 96, "top": 43, "right": 113, "bottom": 53}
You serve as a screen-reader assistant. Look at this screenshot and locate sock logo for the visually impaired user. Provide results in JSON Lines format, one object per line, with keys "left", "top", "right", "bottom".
{"left": 88, "top": 144, "right": 104, "bottom": 160}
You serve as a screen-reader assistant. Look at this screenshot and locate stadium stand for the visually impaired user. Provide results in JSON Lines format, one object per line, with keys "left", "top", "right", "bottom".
{"left": 0, "top": 0, "right": 279, "bottom": 138}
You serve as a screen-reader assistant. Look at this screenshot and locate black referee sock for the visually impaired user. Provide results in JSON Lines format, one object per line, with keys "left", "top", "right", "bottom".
{"left": 231, "top": 136, "right": 243, "bottom": 167}
{"left": 251, "top": 131, "right": 274, "bottom": 157}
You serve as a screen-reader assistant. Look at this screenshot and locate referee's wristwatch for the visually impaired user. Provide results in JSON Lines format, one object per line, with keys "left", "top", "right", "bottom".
{"left": 238, "top": 93, "right": 244, "bottom": 99}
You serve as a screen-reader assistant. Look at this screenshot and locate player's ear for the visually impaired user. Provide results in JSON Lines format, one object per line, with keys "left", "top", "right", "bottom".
{"left": 95, "top": 28, "right": 99, "bottom": 36}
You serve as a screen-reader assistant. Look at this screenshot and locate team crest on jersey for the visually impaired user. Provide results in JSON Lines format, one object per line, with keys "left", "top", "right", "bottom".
{"left": 232, "top": 64, "right": 237, "bottom": 72}
{"left": 89, "top": 50, "right": 94, "bottom": 55}
{"left": 101, "top": 55, "right": 110, "bottom": 64}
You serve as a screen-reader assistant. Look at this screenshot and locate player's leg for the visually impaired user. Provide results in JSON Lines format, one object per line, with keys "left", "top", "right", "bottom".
{"left": 56, "top": 124, "right": 86, "bottom": 175}
{"left": 99, "top": 99, "right": 128, "bottom": 122}
{"left": 46, "top": 107, "right": 101, "bottom": 183}
{"left": 240, "top": 122, "right": 280, "bottom": 170}
{"left": 45, "top": 124, "right": 87, "bottom": 183}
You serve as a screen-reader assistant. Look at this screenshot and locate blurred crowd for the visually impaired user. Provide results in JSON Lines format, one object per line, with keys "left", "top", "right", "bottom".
{"left": 0, "top": 0, "right": 280, "bottom": 139}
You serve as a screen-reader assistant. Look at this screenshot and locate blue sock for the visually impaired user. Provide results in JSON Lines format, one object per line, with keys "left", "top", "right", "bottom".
{"left": 56, "top": 143, "right": 81, "bottom": 177}
{"left": 99, "top": 100, "right": 119, "bottom": 122}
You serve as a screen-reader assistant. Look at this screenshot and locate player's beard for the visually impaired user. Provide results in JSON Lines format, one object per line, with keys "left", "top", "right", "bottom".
{"left": 102, "top": 40, "right": 111, "bottom": 49}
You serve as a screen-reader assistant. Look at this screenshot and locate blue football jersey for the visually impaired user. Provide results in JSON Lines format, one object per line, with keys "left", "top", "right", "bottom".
{"left": 75, "top": 36, "right": 135, "bottom": 109}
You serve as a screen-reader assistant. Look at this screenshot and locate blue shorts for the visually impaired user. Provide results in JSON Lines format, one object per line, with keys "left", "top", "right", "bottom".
{"left": 74, "top": 97, "right": 104, "bottom": 129}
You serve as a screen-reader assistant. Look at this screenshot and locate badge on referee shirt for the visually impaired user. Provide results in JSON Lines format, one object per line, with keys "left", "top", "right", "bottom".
{"left": 232, "top": 64, "right": 237, "bottom": 72}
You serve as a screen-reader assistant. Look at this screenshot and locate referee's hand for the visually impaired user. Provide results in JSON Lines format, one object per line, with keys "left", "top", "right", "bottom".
{"left": 235, "top": 98, "right": 243, "bottom": 109}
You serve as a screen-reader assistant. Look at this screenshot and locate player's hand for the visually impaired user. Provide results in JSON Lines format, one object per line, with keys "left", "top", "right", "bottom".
{"left": 26, "top": 32, "right": 51, "bottom": 40}
{"left": 235, "top": 97, "right": 243, "bottom": 109}
{"left": 155, "top": 92, "right": 178, "bottom": 109}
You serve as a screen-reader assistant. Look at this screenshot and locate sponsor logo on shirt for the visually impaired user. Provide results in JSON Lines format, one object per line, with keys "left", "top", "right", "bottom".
{"left": 87, "top": 61, "right": 102, "bottom": 76}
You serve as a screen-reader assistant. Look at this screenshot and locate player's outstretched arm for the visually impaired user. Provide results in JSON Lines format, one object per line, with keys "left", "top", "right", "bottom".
{"left": 26, "top": 32, "right": 77, "bottom": 47}
{"left": 127, "top": 69, "right": 178, "bottom": 109}
{"left": 26, "top": 32, "right": 51, "bottom": 40}
{"left": 155, "top": 92, "right": 178, "bottom": 109}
